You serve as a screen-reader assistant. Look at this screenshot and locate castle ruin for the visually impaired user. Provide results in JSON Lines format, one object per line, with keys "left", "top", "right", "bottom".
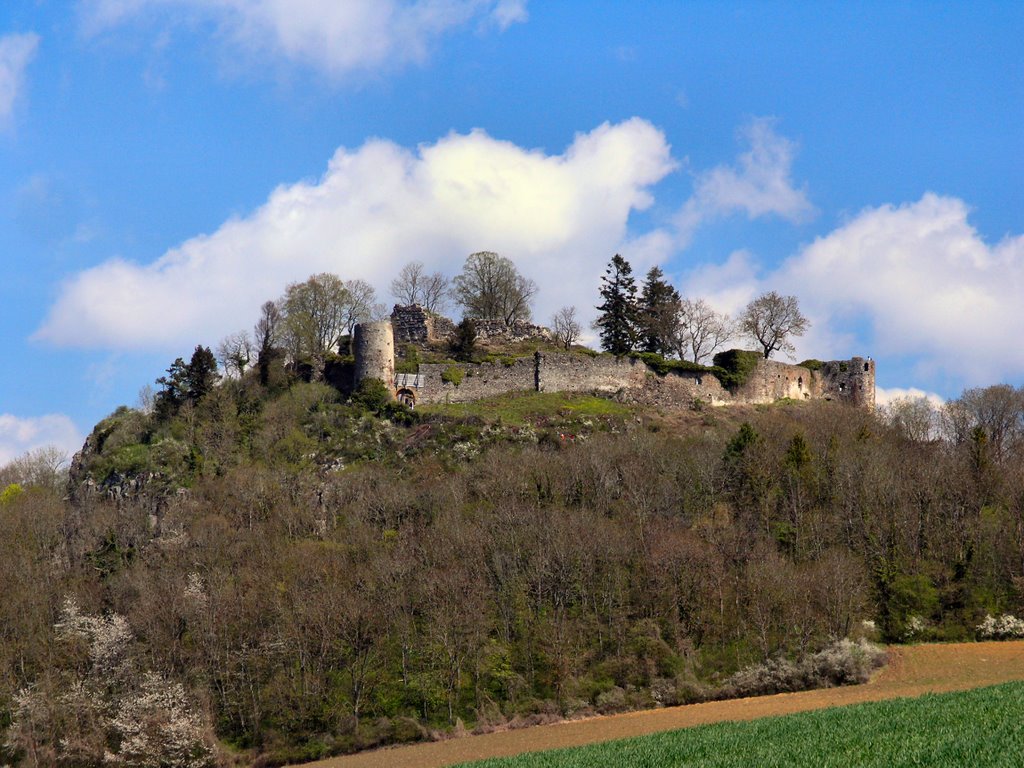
{"left": 353, "top": 305, "right": 876, "bottom": 411}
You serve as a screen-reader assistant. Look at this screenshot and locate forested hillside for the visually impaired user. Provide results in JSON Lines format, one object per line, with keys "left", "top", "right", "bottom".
{"left": 2, "top": 363, "right": 1023, "bottom": 765}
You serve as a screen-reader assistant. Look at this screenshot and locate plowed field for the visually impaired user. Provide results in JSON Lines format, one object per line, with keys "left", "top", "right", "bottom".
{"left": 297, "top": 641, "right": 1024, "bottom": 768}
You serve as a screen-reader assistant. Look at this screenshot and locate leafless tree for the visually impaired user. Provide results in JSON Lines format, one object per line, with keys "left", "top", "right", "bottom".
{"left": 452, "top": 251, "right": 537, "bottom": 327}
{"left": 390, "top": 261, "right": 450, "bottom": 314}
{"left": 551, "top": 306, "right": 582, "bottom": 350}
{"left": 882, "top": 396, "right": 939, "bottom": 442}
{"left": 216, "top": 330, "right": 254, "bottom": 378}
{"left": 253, "top": 300, "right": 283, "bottom": 354}
{"left": 740, "top": 291, "right": 809, "bottom": 359}
{"left": 341, "top": 279, "right": 386, "bottom": 341}
{"left": 676, "top": 298, "right": 734, "bottom": 364}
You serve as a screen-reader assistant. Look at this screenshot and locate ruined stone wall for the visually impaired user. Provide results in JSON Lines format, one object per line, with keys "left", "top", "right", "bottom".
{"left": 473, "top": 319, "right": 552, "bottom": 343}
{"left": 733, "top": 359, "right": 817, "bottom": 404}
{"left": 818, "top": 357, "right": 876, "bottom": 409}
{"left": 353, "top": 321, "right": 395, "bottom": 394}
{"left": 391, "top": 304, "right": 455, "bottom": 345}
{"left": 537, "top": 352, "right": 646, "bottom": 394}
{"left": 416, "top": 357, "right": 537, "bottom": 404}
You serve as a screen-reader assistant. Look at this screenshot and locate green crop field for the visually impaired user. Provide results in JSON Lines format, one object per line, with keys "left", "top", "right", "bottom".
{"left": 457, "top": 682, "right": 1024, "bottom": 768}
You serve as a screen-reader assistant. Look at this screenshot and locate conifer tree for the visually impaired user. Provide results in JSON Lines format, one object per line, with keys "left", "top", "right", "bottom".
{"left": 638, "top": 266, "right": 681, "bottom": 357}
{"left": 595, "top": 254, "right": 639, "bottom": 356}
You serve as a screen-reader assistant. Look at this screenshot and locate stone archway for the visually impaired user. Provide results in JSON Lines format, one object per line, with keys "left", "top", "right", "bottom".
{"left": 396, "top": 388, "right": 417, "bottom": 408}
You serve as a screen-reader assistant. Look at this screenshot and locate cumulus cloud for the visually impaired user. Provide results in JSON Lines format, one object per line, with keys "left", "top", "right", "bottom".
{"left": 0, "top": 414, "right": 83, "bottom": 466}
{"left": 80, "top": 0, "right": 527, "bottom": 77}
{"left": 779, "top": 193, "right": 1024, "bottom": 385}
{"left": 675, "top": 118, "right": 815, "bottom": 245}
{"left": 38, "top": 118, "right": 675, "bottom": 350}
{"left": 875, "top": 387, "right": 945, "bottom": 409}
{"left": 0, "top": 32, "right": 39, "bottom": 123}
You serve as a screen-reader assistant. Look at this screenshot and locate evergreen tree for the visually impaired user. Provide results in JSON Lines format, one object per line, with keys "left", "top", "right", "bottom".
{"left": 638, "top": 266, "right": 681, "bottom": 356}
{"left": 595, "top": 254, "right": 639, "bottom": 355}
{"left": 451, "top": 317, "right": 478, "bottom": 362}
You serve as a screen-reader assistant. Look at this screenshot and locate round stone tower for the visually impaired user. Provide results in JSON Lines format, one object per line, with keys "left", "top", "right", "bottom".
{"left": 353, "top": 321, "right": 395, "bottom": 396}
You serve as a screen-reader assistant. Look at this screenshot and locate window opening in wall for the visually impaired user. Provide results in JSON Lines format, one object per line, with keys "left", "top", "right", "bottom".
{"left": 864, "top": 362, "right": 870, "bottom": 372}
{"left": 797, "top": 376, "right": 803, "bottom": 389}
{"left": 839, "top": 383, "right": 846, "bottom": 393}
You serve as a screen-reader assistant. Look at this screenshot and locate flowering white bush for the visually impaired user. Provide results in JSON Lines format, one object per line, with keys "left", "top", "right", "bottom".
{"left": 107, "top": 672, "right": 213, "bottom": 768}
{"left": 977, "top": 613, "right": 1024, "bottom": 639}
{"left": 7, "top": 596, "right": 214, "bottom": 768}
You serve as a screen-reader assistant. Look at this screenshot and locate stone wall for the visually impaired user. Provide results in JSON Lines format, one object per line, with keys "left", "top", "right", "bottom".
{"left": 391, "top": 304, "right": 455, "bottom": 345}
{"left": 416, "top": 356, "right": 537, "bottom": 404}
{"left": 537, "top": 352, "right": 645, "bottom": 394}
{"left": 733, "top": 359, "right": 817, "bottom": 404}
{"left": 818, "top": 357, "right": 876, "bottom": 409}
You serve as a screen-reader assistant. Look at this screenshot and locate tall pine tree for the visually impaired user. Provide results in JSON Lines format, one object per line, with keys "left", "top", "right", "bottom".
{"left": 638, "top": 266, "right": 681, "bottom": 357}
{"left": 595, "top": 254, "right": 639, "bottom": 355}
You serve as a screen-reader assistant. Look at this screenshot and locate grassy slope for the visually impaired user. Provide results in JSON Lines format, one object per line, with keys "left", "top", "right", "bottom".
{"left": 457, "top": 682, "right": 1024, "bottom": 768}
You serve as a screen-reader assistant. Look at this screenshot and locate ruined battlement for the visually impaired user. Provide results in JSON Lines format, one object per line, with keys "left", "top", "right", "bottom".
{"left": 353, "top": 312, "right": 875, "bottom": 410}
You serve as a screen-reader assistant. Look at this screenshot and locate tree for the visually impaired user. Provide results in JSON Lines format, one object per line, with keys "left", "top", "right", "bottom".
{"left": 216, "top": 331, "right": 254, "bottom": 378}
{"left": 341, "top": 279, "right": 385, "bottom": 352}
{"left": 638, "top": 266, "right": 681, "bottom": 356}
{"left": 740, "top": 291, "right": 809, "bottom": 359}
{"left": 551, "top": 306, "right": 582, "bottom": 350}
{"left": 594, "top": 254, "right": 639, "bottom": 356}
{"left": 451, "top": 318, "right": 477, "bottom": 362}
{"left": 451, "top": 251, "right": 537, "bottom": 327}
{"left": 677, "top": 298, "right": 734, "bottom": 364}
{"left": 390, "top": 261, "right": 450, "bottom": 314}
{"left": 253, "top": 300, "right": 284, "bottom": 387}
{"left": 280, "top": 273, "right": 350, "bottom": 359}
{"left": 154, "top": 345, "right": 220, "bottom": 420}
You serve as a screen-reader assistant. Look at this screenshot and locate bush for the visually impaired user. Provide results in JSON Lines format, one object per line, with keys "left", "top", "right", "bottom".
{"left": 351, "top": 378, "right": 392, "bottom": 412}
{"left": 977, "top": 614, "right": 1024, "bottom": 639}
{"left": 718, "top": 639, "right": 886, "bottom": 699}
{"left": 798, "top": 359, "right": 824, "bottom": 371}
{"left": 712, "top": 349, "right": 764, "bottom": 390}
{"left": 441, "top": 366, "right": 464, "bottom": 387}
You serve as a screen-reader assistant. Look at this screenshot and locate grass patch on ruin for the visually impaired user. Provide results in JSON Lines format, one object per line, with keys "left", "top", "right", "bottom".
{"left": 417, "top": 390, "right": 631, "bottom": 426}
{"left": 457, "top": 681, "right": 1024, "bottom": 768}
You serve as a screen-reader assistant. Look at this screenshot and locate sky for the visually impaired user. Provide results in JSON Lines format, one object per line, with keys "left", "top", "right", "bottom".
{"left": 0, "top": 0, "right": 1022, "bottom": 462}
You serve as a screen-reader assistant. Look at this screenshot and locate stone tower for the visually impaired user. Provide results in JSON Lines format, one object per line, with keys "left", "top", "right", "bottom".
{"left": 819, "top": 357, "right": 876, "bottom": 409}
{"left": 353, "top": 321, "right": 395, "bottom": 396}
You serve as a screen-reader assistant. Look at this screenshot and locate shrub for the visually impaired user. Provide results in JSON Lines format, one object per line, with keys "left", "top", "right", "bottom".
{"left": 798, "top": 358, "right": 824, "bottom": 371}
{"left": 712, "top": 349, "right": 763, "bottom": 390}
{"left": 351, "top": 378, "right": 392, "bottom": 412}
{"left": 977, "top": 614, "right": 1024, "bottom": 639}
{"left": 718, "top": 639, "right": 886, "bottom": 699}
{"left": 441, "top": 366, "right": 464, "bottom": 387}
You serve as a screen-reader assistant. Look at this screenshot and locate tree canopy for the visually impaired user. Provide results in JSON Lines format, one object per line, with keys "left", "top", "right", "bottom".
{"left": 451, "top": 251, "right": 537, "bottom": 327}
{"left": 740, "top": 291, "right": 809, "bottom": 359}
{"left": 595, "top": 254, "right": 639, "bottom": 356}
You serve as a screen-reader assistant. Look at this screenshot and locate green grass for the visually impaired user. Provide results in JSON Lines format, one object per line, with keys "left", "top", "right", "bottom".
{"left": 457, "top": 682, "right": 1024, "bottom": 767}
{"left": 417, "top": 390, "right": 631, "bottom": 426}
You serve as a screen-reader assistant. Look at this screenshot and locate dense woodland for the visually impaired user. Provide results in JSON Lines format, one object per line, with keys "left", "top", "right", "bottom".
{"left": 2, "top": 351, "right": 1024, "bottom": 765}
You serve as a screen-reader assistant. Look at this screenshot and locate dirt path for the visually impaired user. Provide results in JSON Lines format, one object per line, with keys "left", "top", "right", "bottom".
{"left": 299, "top": 641, "right": 1024, "bottom": 768}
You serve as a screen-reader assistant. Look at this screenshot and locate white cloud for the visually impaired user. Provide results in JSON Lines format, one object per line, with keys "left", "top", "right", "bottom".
{"left": 0, "top": 32, "right": 40, "bottom": 123}
{"left": 80, "top": 0, "right": 527, "bottom": 77}
{"left": 0, "top": 414, "right": 83, "bottom": 466}
{"left": 875, "top": 387, "right": 945, "bottom": 409}
{"left": 675, "top": 118, "right": 815, "bottom": 245}
{"left": 38, "top": 118, "right": 676, "bottom": 350}
{"left": 779, "top": 193, "right": 1024, "bottom": 385}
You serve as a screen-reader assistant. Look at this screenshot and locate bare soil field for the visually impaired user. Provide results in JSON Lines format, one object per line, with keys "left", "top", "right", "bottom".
{"left": 299, "top": 641, "right": 1024, "bottom": 768}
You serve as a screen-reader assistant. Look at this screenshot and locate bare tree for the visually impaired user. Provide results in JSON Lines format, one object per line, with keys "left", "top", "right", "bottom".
{"left": 390, "top": 261, "right": 450, "bottom": 314}
{"left": 551, "top": 306, "right": 582, "bottom": 350}
{"left": 216, "top": 331, "right": 254, "bottom": 378}
{"left": 253, "top": 300, "right": 282, "bottom": 354}
{"left": 341, "top": 279, "right": 385, "bottom": 341}
{"left": 740, "top": 291, "right": 809, "bottom": 359}
{"left": 675, "top": 298, "right": 734, "bottom": 364}
{"left": 452, "top": 251, "right": 537, "bottom": 327}
{"left": 882, "top": 396, "right": 939, "bottom": 442}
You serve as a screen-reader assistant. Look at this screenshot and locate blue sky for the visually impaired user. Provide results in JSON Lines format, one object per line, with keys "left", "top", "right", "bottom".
{"left": 1, "top": 0, "right": 1022, "bottom": 461}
